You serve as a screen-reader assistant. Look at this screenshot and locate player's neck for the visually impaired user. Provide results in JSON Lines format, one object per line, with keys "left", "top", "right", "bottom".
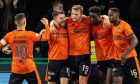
{"left": 54, "top": 21, "right": 61, "bottom": 28}
{"left": 17, "top": 26, "right": 25, "bottom": 31}
{"left": 114, "top": 18, "right": 120, "bottom": 26}
{"left": 77, "top": 17, "right": 82, "bottom": 22}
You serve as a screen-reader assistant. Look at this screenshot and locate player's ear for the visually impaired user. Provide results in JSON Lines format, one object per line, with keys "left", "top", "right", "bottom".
{"left": 14, "top": 21, "right": 17, "bottom": 25}
{"left": 23, "top": 20, "right": 26, "bottom": 25}
{"left": 115, "top": 12, "right": 119, "bottom": 18}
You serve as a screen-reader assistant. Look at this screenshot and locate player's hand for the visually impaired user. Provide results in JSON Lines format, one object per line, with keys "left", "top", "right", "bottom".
{"left": 3, "top": 50, "right": 12, "bottom": 55}
{"left": 0, "top": 0, "right": 4, "bottom": 8}
{"left": 50, "top": 20, "right": 57, "bottom": 34}
{"left": 2, "top": 44, "right": 12, "bottom": 55}
{"left": 39, "top": 29, "right": 45, "bottom": 35}
{"left": 121, "top": 54, "right": 127, "bottom": 65}
{"left": 41, "top": 18, "right": 49, "bottom": 26}
{"left": 101, "top": 15, "right": 110, "bottom": 29}
{"left": 35, "top": 47, "right": 40, "bottom": 53}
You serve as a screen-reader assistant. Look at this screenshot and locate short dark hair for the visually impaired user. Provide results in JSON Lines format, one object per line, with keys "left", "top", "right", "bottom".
{"left": 52, "top": 0, "right": 63, "bottom": 7}
{"left": 88, "top": 6, "right": 101, "bottom": 15}
{"left": 15, "top": 13, "right": 25, "bottom": 22}
{"left": 109, "top": 7, "right": 120, "bottom": 15}
{"left": 52, "top": 10, "right": 65, "bottom": 17}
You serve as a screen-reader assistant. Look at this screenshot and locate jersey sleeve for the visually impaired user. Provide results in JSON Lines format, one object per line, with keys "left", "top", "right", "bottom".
{"left": 123, "top": 22, "right": 134, "bottom": 36}
{"left": 29, "top": 24, "right": 50, "bottom": 42}
{"left": 28, "top": 31, "right": 41, "bottom": 41}
{"left": 41, "top": 24, "right": 50, "bottom": 41}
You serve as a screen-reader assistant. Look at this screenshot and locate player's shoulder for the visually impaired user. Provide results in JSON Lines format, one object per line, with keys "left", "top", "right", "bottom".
{"left": 28, "top": 31, "right": 39, "bottom": 37}
{"left": 120, "top": 20, "right": 130, "bottom": 26}
{"left": 82, "top": 16, "right": 90, "bottom": 23}
{"left": 5, "top": 30, "right": 17, "bottom": 37}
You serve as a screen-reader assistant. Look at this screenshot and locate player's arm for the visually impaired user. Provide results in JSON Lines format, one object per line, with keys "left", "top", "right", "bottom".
{"left": 0, "top": 35, "right": 8, "bottom": 48}
{"left": 121, "top": 24, "right": 138, "bottom": 64}
{"left": 122, "top": 34, "right": 138, "bottom": 58}
{"left": 31, "top": 30, "right": 50, "bottom": 42}
{"left": 0, "top": 42, "right": 3, "bottom": 49}
{"left": 31, "top": 18, "right": 50, "bottom": 42}
{"left": 0, "top": 34, "right": 11, "bottom": 55}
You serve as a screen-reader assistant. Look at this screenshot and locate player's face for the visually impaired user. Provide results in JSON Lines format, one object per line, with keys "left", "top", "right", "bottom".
{"left": 55, "top": 14, "right": 66, "bottom": 27}
{"left": 108, "top": 10, "right": 118, "bottom": 23}
{"left": 89, "top": 12, "right": 100, "bottom": 24}
{"left": 71, "top": 9, "right": 82, "bottom": 21}
{"left": 89, "top": 12, "right": 99, "bottom": 20}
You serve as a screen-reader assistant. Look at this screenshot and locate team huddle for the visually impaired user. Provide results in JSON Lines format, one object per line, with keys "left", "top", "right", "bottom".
{"left": 0, "top": 2, "right": 140, "bottom": 84}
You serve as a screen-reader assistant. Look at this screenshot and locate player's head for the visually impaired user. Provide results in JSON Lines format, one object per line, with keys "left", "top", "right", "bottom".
{"left": 52, "top": 10, "right": 66, "bottom": 27}
{"left": 15, "top": 13, "right": 26, "bottom": 29}
{"left": 71, "top": 5, "right": 83, "bottom": 21}
{"left": 88, "top": 6, "right": 101, "bottom": 23}
{"left": 108, "top": 7, "right": 120, "bottom": 23}
{"left": 52, "top": 0, "right": 63, "bottom": 11}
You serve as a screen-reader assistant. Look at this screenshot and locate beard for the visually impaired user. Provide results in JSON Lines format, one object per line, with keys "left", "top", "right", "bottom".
{"left": 90, "top": 18, "right": 100, "bottom": 25}
{"left": 59, "top": 22, "right": 65, "bottom": 27}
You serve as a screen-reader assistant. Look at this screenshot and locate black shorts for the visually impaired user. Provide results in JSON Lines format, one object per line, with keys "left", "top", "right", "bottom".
{"left": 97, "top": 59, "right": 115, "bottom": 73}
{"left": 112, "top": 57, "right": 140, "bottom": 81}
{"left": 9, "top": 70, "right": 40, "bottom": 84}
{"left": 68, "top": 54, "right": 91, "bottom": 80}
{"left": 47, "top": 60, "right": 70, "bottom": 82}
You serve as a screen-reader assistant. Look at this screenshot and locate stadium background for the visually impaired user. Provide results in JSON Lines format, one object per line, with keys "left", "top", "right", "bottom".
{"left": 0, "top": 0, "right": 140, "bottom": 84}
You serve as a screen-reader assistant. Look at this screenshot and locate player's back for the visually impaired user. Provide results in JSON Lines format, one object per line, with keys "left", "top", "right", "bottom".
{"left": 6, "top": 30, "right": 39, "bottom": 74}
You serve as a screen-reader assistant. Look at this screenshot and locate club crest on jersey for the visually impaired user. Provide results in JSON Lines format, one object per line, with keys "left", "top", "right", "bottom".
{"left": 117, "top": 28, "right": 122, "bottom": 33}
